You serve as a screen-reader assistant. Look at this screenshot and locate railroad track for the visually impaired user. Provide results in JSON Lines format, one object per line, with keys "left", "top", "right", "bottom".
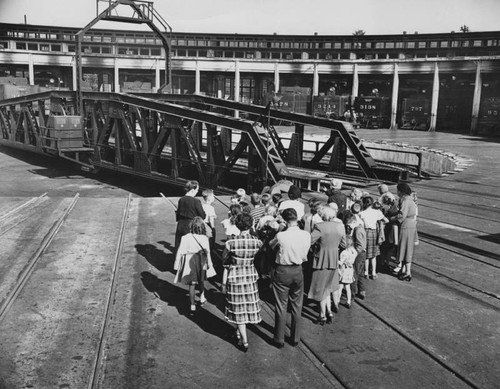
{"left": 88, "top": 193, "right": 132, "bottom": 389}
{"left": 0, "top": 193, "right": 79, "bottom": 323}
{"left": 0, "top": 192, "right": 47, "bottom": 222}
{"left": 0, "top": 193, "right": 48, "bottom": 236}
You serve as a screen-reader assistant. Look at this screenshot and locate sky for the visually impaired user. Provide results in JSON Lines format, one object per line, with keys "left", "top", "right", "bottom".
{"left": 0, "top": 0, "right": 499, "bottom": 36}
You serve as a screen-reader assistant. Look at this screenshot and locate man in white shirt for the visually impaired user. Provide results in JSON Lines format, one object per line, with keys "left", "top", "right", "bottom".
{"left": 269, "top": 208, "right": 311, "bottom": 348}
{"left": 278, "top": 185, "right": 305, "bottom": 220}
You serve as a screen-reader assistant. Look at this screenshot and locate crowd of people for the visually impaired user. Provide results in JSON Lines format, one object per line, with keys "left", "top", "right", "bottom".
{"left": 172, "top": 178, "right": 419, "bottom": 352}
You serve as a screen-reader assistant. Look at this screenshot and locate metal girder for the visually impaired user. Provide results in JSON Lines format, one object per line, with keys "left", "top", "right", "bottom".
{"left": 0, "top": 90, "right": 407, "bottom": 193}
{"left": 138, "top": 93, "right": 379, "bottom": 179}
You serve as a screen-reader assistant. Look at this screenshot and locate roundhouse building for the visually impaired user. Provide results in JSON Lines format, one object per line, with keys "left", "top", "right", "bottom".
{"left": 1, "top": 22, "right": 499, "bottom": 134}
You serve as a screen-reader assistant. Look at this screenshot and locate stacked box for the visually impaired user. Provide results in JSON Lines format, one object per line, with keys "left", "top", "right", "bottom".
{"left": 47, "top": 116, "right": 83, "bottom": 149}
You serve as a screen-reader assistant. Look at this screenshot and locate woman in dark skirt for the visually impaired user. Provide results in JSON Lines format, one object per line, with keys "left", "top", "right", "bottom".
{"left": 222, "top": 213, "right": 263, "bottom": 352}
{"left": 175, "top": 180, "right": 206, "bottom": 252}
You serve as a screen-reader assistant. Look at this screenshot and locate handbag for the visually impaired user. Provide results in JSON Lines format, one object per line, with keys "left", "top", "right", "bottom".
{"left": 222, "top": 247, "right": 236, "bottom": 266}
{"left": 192, "top": 235, "right": 216, "bottom": 278}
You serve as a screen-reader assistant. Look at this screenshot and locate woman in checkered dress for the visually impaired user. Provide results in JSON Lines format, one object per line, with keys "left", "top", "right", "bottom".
{"left": 222, "top": 213, "right": 263, "bottom": 352}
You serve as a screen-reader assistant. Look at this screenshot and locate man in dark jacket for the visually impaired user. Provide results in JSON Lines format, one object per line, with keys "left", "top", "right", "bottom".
{"left": 326, "top": 178, "right": 348, "bottom": 220}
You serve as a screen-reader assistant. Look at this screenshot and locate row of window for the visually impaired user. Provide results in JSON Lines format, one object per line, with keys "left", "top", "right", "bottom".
{"left": 4, "top": 28, "right": 500, "bottom": 50}
{"left": 3, "top": 40, "right": 497, "bottom": 61}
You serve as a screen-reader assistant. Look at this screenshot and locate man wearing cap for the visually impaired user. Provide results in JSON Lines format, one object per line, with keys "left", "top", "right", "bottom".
{"left": 327, "top": 178, "right": 348, "bottom": 220}
{"left": 269, "top": 208, "right": 311, "bottom": 348}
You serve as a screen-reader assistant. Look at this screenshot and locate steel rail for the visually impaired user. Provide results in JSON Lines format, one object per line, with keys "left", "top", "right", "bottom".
{"left": 88, "top": 193, "right": 133, "bottom": 389}
{"left": 354, "top": 299, "right": 483, "bottom": 389}
{"left": 0, "top": 192, "right": 47, "bottom": 222}
{"left": 0, "top": 193, "right": 79, "bottom": 323}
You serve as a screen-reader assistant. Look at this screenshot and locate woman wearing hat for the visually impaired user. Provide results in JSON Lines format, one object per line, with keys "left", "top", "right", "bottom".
{"left": 390, "top": 183, "right": 418, "bottom": 281}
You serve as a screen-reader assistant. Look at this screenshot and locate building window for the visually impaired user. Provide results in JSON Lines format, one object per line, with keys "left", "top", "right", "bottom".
{"left": 188, "top": 50, "right": 197, "bottom": 56}
{"left": 375, "top": 42, "right": 384, "bottom": 49}
{"left": 440, "top": 41, "right": 449, "bottom": 47}
{"left": 395, "top": 42, "right": 403, "bottom": 48}
{"left": 407, "top": 42, "right": 415, "bottom": 48}
{"left": 473, "top": 40, "right": 482, "bottom": 47}
{"left": 430, "top": 41, "right": 438, "bottom": 48}
{"left": 235, "top": 51, "right": 244, "bottom": 58}
{"left": 16, "top": 42, "right": 27, "bottom": 50}
{"left": 51, "top": 44, "right": 61, "bottom": 52}
{"left": 101, "top": 46, "right": 111, "bottom": 54}
{"left": 324, "top": 42, "right": 332, "bottom": 49}
{"left": 386, "top": 42, "right": 395, "bottom": 49}
{"left": 151, "top": 48, "right": 161, "bottom": 56}
{"left": 140, "top": 48, "right": 150, "bottom": 55}
{"left": 344, "top": 42, "right": 351, "bottom": 49}
{"left": 197, "top": 40, "right": 206, "bottom": 46}
{"left": 418, "top": 41, "right": 426, "bottom": 48}
{"left": 177, "top": 49, "right": 186, "bottom": 56}
{"left": 28, "top": 43, "right": 38, "bottom": 50}
{"left": 463, "top": 40, "right": 470, "bottom": 47}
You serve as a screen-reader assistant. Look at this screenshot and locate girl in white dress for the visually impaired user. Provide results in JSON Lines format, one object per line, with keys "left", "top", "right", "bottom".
{"left": 338, "top": 236, "right": 357, "bottom": 308}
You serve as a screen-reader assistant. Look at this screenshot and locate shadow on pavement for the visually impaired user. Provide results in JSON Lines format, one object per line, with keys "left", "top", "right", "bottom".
{"left": 136, "top": 243, "right": 174, "bottom": 273}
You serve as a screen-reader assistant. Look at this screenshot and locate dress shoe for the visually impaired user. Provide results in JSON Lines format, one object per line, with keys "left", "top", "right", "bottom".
{"left": 357, "top": 291, "right": 366, "bottom": 300}
{"left": 291, "top": 341, "right": 300, "bottom": 347}
{"left": 273, "top": 340, "right": 284, "bottom": 349}
{"left": 238, "top": 341, "right": 249, "bottom": 352}
{"left": 400, "top": 274, "right": 412, "bottom": 282}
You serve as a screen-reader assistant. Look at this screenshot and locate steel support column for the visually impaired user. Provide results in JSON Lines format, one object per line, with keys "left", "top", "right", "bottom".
{"left": 390, "top": 63, "right": 399, "bottom": 130}
{"left": 429, "top": 63, "right": 440, "bottom": 132}
{"left": 470, "top": 61, "right": 482, "bottom": 135}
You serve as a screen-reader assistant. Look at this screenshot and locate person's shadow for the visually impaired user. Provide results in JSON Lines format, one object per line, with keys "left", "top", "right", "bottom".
{"left": 140, "top": 271, "right": 234, "bottom": 342}
{"left": 135, "top": 243, "right": 174, "bottom": 273}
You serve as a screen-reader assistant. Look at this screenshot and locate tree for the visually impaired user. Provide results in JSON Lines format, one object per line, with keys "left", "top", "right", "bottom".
{"left": 460, "top": 25, "right": 470, "bottom": 33}
{"left": 352, "top": 30, "right": 366, "bottom": 36}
